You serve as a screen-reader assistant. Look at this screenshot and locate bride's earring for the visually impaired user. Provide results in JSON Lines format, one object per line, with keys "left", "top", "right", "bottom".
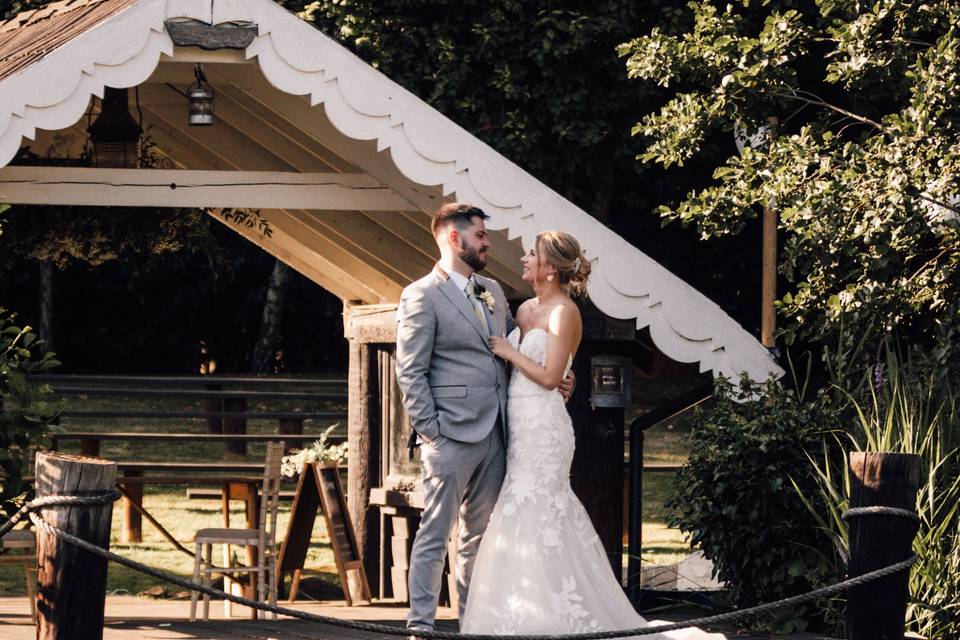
{"left": 546, "top": 274, "right": 554, "bottom": 282}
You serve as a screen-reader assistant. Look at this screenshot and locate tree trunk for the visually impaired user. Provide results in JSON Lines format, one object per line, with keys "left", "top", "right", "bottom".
{"left": 251, "top": 259, "right": 292, "bottom": 373}
{"left": 35, "top": 452, "right": 116, "bottom": 639}
{"left": 38, "top": 261, "right": 54, "bottom": 352}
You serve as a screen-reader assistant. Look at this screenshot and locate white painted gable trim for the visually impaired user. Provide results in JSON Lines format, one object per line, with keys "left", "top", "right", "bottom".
{"left": 0, "top": 0, "right": 783, "bottom": 384}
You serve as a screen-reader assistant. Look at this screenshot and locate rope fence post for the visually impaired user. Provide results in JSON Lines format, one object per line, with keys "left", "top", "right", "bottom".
{"left": 846, "top": 452, "right": 920, "bottom": 640}
{"left": 34, "top": 452, "right": 117, "bottom": 640}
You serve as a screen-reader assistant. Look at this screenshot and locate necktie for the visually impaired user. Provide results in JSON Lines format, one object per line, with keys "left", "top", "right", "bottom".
{"left": 466, "top": 282, "right": 492, "bottom": 336}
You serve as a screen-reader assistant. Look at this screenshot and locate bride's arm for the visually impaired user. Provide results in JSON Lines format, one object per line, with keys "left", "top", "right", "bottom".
{"left": 490, "top": 305, "right": 579, "bottom": 391}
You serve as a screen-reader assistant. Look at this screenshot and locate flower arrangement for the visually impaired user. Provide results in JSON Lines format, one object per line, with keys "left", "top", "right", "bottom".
{"left": 280, "top": 424, "right": 348, "bottom": 477}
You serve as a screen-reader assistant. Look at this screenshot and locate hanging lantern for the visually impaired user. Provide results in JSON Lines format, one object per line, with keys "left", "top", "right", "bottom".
{"left": 188, "top": 64, "right": 214, "bottom": 126}
{"left": 88, "top": 87, "right": 142, "bottom": 168}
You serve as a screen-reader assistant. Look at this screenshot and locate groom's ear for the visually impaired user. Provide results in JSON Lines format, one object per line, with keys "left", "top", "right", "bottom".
{"left": 446, "top": 226, "right": 460, "bottom": 247}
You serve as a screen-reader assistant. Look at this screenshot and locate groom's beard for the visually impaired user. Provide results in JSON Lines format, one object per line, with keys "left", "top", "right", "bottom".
{"left": 459, "top": 241, "right": 487, "bottom": 272}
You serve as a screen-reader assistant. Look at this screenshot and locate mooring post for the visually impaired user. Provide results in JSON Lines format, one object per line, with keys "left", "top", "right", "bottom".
{"left": 847, "top": 452, "right": 920, "bottom": 640}
{"left": 34, "top": 452, "right": 116, "bottom": 640}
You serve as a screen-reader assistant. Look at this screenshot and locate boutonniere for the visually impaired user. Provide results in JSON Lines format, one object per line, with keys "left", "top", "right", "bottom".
{"left": 474, "top": 282, "right": 496, "bottom": 312}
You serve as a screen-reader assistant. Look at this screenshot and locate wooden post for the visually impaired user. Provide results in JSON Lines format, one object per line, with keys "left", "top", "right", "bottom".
{"left": 847, "top": 452, "right": 920, "bottom": 640}
{"left": 120, "top": 470, "right": 143, "bottom": 543}
{"left": 204, "top": 381, "right": 223, "bottom": 435}
{"left": 223, "top": 397, "right": 247, "bottom": 457}
{"left": 761, "top": 115, "right": 780, "bottom": 350}
{"left": 279, "top": 417, "right": 304, "bottom": 453}
{"left": 347, "top": 339, "right": 381, "bottom": 595}
{"left": 343, "top": 303, "right": 399, "bottom": 598}
{"left": 79, "top": 439, "right": 100, "bottom": 458}
{"left": 34, "top": 452, "right": 116, "bottom": 640}
{"left": 278, "top": 417, "right": 304, "bottom": 435}
{"left": 568, "top": 339, "right": 625, "bottom": 579}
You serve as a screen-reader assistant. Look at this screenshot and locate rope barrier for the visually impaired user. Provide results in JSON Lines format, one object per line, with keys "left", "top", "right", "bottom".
{"left": 4, "top": 493, "right": 921, "bottom": 640}
{"left": 842, "top": 506, "right": 919, "bottom": 523}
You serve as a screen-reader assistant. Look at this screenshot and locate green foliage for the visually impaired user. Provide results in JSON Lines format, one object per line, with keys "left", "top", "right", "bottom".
{"left": 0, "top": 143, "right": 222, "bottom": 271}
{"left": 668, "top": 376, "right": 843, "bottom": 632}
{"left": 0, "top": 309, "right": 59, "bottom": 523}
{"left": 804, "top": 341, "right": 960, "bottom": 638}
{"left": 620, "top": 1, "right": 960, "bottom": 353}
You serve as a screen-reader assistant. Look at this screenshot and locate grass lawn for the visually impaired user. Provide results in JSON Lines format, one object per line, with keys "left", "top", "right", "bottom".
{"left": 0, "top": 485, "right": 339, "bottom": 597}
{"left": 1, "top": 377, "right": 699, "bottom": 595}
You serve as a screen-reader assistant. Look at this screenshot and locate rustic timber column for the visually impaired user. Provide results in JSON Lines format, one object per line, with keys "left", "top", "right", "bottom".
{"left": 347, "top": 339, "right": 380, "bottom": 594}
{"left": 569, "top": 339, "right": 625, "bottom": 579}
{"left": 34, "top": 452, "right": 116, "bottom": 640}
{"left": 847, "top": 452, "right": 920, "bottom": 640}
{"left": 344, "top": 303, "right": 397, "bottom": 596}
{"left": 567, "top": 309, "right": 634, "bottom": 579}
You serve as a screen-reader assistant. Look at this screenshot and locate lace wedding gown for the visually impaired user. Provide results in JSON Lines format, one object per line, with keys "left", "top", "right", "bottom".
{"left": 460, "top": 328, "right": 725, "bottom": 639}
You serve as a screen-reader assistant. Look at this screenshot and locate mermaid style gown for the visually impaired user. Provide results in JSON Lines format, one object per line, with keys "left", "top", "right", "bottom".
{"left": 460, "top": 328, "right": 725, "bottom": 640}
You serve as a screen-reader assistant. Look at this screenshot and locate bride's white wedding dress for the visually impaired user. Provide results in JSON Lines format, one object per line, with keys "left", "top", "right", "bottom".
{"left": 460, "top": 327, "right": 725, "bottom": 639}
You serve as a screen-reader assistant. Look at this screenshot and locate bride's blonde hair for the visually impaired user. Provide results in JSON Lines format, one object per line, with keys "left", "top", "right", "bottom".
{"left": 536, "top": 231, "right": 590, "bottom": 298}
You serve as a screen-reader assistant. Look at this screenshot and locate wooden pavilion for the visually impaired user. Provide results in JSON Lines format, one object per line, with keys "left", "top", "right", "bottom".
{"left": 0, "top": 0, "right": 783, "bottom": 598}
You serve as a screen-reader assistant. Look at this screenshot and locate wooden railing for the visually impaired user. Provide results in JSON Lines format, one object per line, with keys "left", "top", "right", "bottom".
{"left": 31, "top": 374, "right": 348, "bottom": 542}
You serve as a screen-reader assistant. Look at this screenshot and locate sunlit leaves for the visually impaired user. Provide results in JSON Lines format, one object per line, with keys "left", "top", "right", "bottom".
{"left": 621, "top": 1, "right": 960, "bottom": 350}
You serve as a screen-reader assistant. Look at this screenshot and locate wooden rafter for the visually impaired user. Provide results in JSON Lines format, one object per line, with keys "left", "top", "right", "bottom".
{"left": 138, "top": 105, "right": 408, "bottom": 300}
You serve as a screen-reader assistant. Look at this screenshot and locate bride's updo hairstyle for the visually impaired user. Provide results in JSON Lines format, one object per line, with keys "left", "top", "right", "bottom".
{"left": 536, "top": 231, "right": 591, "bottom": 297}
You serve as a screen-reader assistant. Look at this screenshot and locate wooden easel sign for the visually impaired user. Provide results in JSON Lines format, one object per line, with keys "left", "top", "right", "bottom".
{"left": 276, "top": 461, "right": 372, "bottom": 605}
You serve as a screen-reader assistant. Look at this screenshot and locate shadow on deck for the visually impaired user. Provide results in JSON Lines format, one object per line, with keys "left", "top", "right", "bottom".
{"left": 0, "top": 596, "right": 838, "bottom": 640}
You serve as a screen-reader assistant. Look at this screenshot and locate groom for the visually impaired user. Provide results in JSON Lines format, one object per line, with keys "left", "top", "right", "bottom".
{"left": 396, "top": 203, "right": 512, "bottom": 632}
{"left": 396, "top": 203, "right": 573, "bottom": 632}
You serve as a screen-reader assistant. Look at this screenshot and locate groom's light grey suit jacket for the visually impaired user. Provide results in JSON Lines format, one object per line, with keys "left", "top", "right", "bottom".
{"left": 396, "top": 266, "right": 514, "bottom": 445}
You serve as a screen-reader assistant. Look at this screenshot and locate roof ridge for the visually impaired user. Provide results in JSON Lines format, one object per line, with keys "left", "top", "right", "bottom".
{"left": 1, "top": 0, "right": 111, "bottom": 32}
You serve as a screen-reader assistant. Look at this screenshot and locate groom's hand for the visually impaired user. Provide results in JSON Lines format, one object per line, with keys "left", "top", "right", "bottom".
{"left": 558, "top": 370, "right": 576, "bottom": 402}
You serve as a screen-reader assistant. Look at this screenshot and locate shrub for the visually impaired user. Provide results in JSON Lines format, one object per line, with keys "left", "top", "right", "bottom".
{"left": 668, "top": 376, "right": 842, "bottom": 633}
{"left": 806, "top": 343, "right": 960, "bottom": 639}
{"left": 0, "top": 308, "right": 59, "bottom": 523}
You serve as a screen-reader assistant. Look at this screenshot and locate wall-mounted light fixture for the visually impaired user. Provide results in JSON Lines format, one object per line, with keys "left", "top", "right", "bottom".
{"left": 188, "top": 64, "right": 214, "bottom": 126}
{"left": 590, "top": 355, "right": 632, "bottom": 409}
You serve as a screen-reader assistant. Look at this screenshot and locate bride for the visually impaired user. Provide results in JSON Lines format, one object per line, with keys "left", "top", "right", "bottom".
{"left": 461, "top": 231, "right": 725, "bottom": 640}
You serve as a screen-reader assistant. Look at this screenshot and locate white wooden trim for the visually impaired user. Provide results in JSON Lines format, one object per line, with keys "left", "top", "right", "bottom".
{"left": 0, "top": 166, "right": 415, "bottom": 211}
{"left": 162, "top": 46, "right": 251, "bottom": 64}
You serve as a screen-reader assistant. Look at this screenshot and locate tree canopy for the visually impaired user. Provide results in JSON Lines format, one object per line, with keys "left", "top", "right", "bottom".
{"left": 620, "top": 0, "right": 959, "bottom": 356}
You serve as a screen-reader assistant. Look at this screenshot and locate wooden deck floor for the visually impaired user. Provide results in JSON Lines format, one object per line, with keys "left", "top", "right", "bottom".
{"left": 0, "top": 596, "right": 838, "bottom": 640}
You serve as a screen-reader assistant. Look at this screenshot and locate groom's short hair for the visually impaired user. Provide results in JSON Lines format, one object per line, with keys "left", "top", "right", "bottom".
{"left": 431, "top": 203, "right": 489, "bottom": 237}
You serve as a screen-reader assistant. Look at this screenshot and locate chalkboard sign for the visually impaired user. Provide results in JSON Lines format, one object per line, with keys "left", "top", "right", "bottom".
{"left": 275, "top": 462, "right": 372, "bottom": 605}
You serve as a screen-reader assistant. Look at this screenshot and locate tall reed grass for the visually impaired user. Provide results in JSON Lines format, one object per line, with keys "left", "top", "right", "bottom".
{"left": 802, "top": 343, "right": 960, "bottom": 639}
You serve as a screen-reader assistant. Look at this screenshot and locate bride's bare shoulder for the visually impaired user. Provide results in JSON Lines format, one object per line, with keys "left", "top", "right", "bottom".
{"left": 546, "top": 300, "right": 581, "bottom": 335}
{"left": 516, "top": 298, "right": 535, "bottom": 322}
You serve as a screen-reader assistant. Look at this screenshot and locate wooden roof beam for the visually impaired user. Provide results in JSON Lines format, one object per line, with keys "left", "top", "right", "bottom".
{"left": 208, "top": 65, "right": 527, "bottom": 291}
{"left": 0, "top": 166, "right": 420, "bottom": 211}
{"left": 138, "top": 107, "right": 408, "bottom": 299}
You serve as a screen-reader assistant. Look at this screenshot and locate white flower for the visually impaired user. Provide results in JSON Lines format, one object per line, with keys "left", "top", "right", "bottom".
{"left": 280, "top": 424, "right": 347, "bottom": 477}
{"left": 478, "top": 290, "right": 495, "bottom": 312}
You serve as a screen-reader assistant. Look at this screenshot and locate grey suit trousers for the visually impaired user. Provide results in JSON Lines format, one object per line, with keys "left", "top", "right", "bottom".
{"left": 406, "top": 423, "right": 506, "bottom": 630}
